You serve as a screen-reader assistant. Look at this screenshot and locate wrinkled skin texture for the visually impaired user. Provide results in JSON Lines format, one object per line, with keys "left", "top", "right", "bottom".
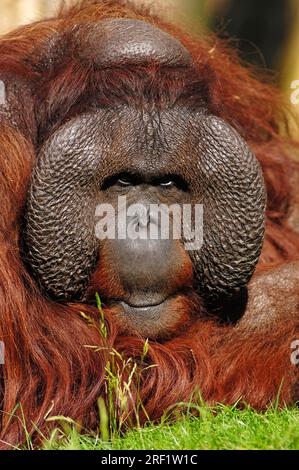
{"left": 25, "top": 107, "right": 266, "bottom": 336}
{"left": 245, "top": 262, "right": 299, "bottom": 327}
{"left": 0, "top": 0, "right": 298, "bottom": 448}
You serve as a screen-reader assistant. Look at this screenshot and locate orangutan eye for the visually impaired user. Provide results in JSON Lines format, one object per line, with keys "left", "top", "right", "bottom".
{"left": 160, "top": 180, "right": 174, "bottom": 188}
{"left": 117, "top": 177, "right": 132, "bottom": 187}
{"left": 157, "top": 175, "right": 189, "bottom": 191}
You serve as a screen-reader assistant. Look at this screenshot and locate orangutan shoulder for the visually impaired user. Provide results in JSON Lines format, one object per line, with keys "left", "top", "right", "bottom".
{"left": 240, "top": 261, "right": 299, "bottom": 327}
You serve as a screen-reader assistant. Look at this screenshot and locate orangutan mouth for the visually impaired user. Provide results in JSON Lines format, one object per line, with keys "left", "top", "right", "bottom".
{"left": 121, "top": 299, "right": 168, "bottom": 318}
{"left": 101, "top": 293, "right": 195, "bottom": 339}
{"left": 104, "top": 295, "right": 174, "bottom": 319}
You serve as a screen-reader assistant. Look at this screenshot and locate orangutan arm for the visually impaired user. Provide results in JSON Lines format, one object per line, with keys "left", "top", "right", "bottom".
{"left": 241, "top": 261, "right": 299, "bottom": 328}
{"left": 288, "top": 166, "right": 299, "bottom": 234}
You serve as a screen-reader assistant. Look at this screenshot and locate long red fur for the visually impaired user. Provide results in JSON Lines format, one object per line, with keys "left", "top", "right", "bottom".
{"left": 0, "top": 0, "right": 298, "bottom": 447}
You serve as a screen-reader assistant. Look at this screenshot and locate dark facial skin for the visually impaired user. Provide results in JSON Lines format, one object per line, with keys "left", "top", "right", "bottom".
{"left": 23, "top": 19, "right": 266, "bottom": 338}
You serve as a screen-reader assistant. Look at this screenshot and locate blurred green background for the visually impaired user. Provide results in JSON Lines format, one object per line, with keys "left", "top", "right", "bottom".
{"left": 1, "top": 0, "right": 299, "bottom": 122}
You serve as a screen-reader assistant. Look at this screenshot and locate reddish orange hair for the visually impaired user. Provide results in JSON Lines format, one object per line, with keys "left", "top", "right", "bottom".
{"left": 0, "top": 0, "right": 298, "bottom": 448}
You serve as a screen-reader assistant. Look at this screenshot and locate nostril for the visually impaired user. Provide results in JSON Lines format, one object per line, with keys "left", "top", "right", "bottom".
{"left": 129, "top": 207, "right": 151, "bottom": 230}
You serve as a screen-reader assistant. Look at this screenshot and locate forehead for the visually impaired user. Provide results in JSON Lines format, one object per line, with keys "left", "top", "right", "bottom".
{"left": 74, "top": 18, "right": 193, "bottom": 68}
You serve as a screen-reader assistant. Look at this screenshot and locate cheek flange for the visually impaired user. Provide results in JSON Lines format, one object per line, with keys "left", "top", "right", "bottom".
{"left": 23, "top": 118, "right": 102, "bottom": 301}
{"left": 24, "top": 189, "right": 98, "bottom": 301}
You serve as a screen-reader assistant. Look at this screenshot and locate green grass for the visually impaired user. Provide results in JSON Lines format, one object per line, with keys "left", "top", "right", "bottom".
{"left": 41, "top": 405, "right": 299, "bottom": 450}
{"left": 20, "top": 299, "right": 298, "bottom": 451}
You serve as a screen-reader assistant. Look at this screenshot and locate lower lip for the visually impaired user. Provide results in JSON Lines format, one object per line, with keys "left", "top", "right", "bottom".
{"left": 120, "top": 301, "right": 166, "bottom": 320}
